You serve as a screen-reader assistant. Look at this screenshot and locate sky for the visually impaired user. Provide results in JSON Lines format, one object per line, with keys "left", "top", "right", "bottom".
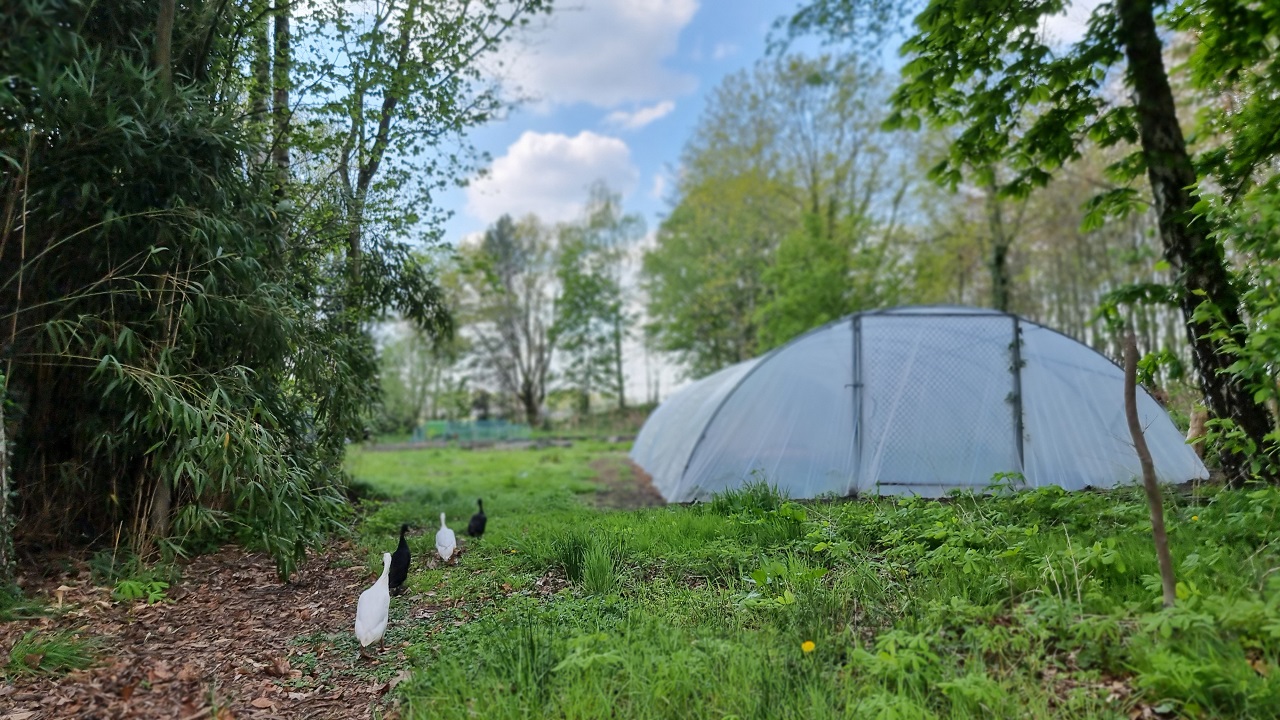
{"left": 439, "top": 0, "right": 799, "bottom": 242}
{"left": 428, "top": 0, "right": 1102, "bottom": 403}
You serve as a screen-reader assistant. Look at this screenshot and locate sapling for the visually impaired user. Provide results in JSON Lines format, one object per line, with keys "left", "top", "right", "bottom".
{"left": 1123, "top": 330, "right": 1177, "bottom": 607}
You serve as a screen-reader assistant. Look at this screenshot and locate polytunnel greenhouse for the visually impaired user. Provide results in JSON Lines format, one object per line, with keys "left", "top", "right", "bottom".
{"left": 631, "top": 306, "right": 1208, "bottom": 502}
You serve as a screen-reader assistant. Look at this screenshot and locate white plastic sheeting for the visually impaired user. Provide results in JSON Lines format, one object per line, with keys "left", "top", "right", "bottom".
{"left": 632, "top": 306, "right": 1208, "bottom": 502}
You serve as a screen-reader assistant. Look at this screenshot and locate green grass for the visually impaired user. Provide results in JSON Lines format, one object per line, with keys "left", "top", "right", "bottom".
{"left": 344, "top": 443, "right": 1280, "bottom": 719}
{"left": 3, "top": 629, "right": 97, "bottom": 678}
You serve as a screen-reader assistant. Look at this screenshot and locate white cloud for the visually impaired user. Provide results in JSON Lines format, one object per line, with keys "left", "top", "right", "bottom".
{"left": 500, "top": 0, "right": 699, "bottom": 108}
{"left": 1040, "top": 0, "right": 1104, "bottom": 46}
{"left": 605, "top": 100, "right": 676, "bottom": 130}
{"left": 466, "top": 131, "right": 640, "bottom": 225}
{"left": 649, "top": 173, "right": 667, "bottom": 201}
{"left": 712, "top": 42, "right": 738, "bottom": 60}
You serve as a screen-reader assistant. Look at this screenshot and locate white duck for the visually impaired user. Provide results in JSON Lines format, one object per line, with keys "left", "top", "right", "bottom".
{"left": 435, "top": 512, "right": 457, "bottom": 562}
{"left": 354, "top": 552, "right": 392, "bottom": 657}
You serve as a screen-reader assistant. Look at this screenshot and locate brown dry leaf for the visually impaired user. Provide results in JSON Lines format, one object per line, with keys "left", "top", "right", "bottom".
{"left": 1251, "top": 657, "right": 1270, "bottom": 677}
{"left": 250, "top": 696, "right": 274, "bottom": 708}
{"left": 2, "top": 712, "right": 38, "bottom": 720}
{"left": 150, "top": 662, "right": 174, "bottom": 681}
{"left": 214, "top": 707, "right": 235, "bottom": 720}
{"left": 120, "top": 679, "right": 139, "bottom": 701}
{"left": 385, "top": 669, "right": 412, "bottom": 694}
{"left": 177, "top": 663, "right": 201, "bottom": 682}
{"left": 22, "top": 653, "right": 44, "bottom": 669}
{"left": 266, "top": 655, "right": 291, "bottom": 677}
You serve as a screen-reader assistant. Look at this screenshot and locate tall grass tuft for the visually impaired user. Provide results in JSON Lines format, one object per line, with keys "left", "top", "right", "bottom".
{"left": 4, "top": 629, "right": 96, "bottom": 678}
{"left": 582, "top": 537, "right": 622, "bottom": 595}
{"left": 708, "top": 478, "right": 787, "bottom": 516}
{"left": 493, "top": 619, "right": 558, "bottom": 703}
{"left": 552, "top": 529, "right": 590, "bottom": 581}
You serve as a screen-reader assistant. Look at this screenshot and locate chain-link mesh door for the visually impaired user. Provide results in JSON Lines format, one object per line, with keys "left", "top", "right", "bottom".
{"left": 856, "top": 313, "right": 1022, "bottom": 496}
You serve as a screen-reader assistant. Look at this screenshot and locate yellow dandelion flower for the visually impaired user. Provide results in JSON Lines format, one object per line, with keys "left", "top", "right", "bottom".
{"left": 801, "top": 641, "right": 816, "bottom": 653}
{"left": 1192, "top": 515, "right": 1199, "bottom": 521}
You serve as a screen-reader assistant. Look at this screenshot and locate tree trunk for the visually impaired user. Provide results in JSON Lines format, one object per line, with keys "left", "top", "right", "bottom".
{"left": 1116, "top": 0, "right": 1274, "bottom": 485}
{"left": 520, "top": 385, "right": 539, "bottom": 427}
{"left": 345, "top": 0, "right": 421, "bottom": 287}
{"left": 986, "top": 179, "right": 1011, "bottom": 313}
{"left": 1124, "top": 331, "right": 1177, "bottom": 608}
{"left": 0, "top": 385, "right": 12, "bottom": 583}
{"left": 148, "top": 477, "right": 171, "bottom": 549}
{"left": 154, "top": 0, "right": 176, "bottom": 93}
{"left": 613, "top": 315, "right": 626, "bottom": 411}
{"left": 249, "top": 1, "right": 270, "bottom": 130}
{"left": 271, "top": 2, "right": 291, "bottom": 196}
{"left": 145, "top": 0, "right": 178, "bottom": 550}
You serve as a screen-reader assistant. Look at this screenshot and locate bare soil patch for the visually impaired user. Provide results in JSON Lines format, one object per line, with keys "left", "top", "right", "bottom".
{"left": 2, "top": 543, "right": 407, "bottom": 720}
{"left": 589, "top": 456, "right": 665, "bottom": 510}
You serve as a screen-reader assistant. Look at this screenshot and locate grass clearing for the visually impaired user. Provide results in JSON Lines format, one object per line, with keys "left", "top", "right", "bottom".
{"left": 345, "top": 442, "right": 1280, "bottom": 719}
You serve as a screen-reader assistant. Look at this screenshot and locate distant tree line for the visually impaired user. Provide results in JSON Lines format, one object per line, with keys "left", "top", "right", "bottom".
{"left": 375, "top": 184, "right": 645, "bottom": 432}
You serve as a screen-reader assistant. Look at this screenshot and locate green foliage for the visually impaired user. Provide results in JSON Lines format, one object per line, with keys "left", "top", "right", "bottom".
{"left": 885, "top": 0, "right": 1134, "bottom": 198}
{"left": 553, "top": 184, "right": 643, "bottom": 416}
{"left": 295, "top": 0, "right": 552, "bottom": 263}
{"left": 643, "top": 56, "right": 913, "bottom": 375}
{"left": 375, "top": 315, "right": 466, "bottom": 434}
{"left": 0, "top": 584, "right": 44, "bottom": 622}
{"left": 112, "top": 578, "right": 170, "bottom": 604}
{"left": 1189, "top": 188, "right": 1280, "bottom": 477}
{"left": 0, "top": 0, "right": 554, "bottom": 575}
{"left": 756, "top": 211, "right": 904, "bottom": 351}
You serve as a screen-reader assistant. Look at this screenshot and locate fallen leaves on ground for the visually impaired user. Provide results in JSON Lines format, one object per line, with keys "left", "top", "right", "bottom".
{"left": 1, "top": 543, "right": 409, "bottom": 720}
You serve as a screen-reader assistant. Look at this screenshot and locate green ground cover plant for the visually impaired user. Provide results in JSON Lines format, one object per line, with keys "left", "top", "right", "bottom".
{"left": 346, "top": 442, "right": 1280, "bottom": 719}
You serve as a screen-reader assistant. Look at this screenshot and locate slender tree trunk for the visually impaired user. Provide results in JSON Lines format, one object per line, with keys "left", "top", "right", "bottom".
{"left": 271, "top": 2, "right": 291, "bottom": 197}
{"left": 613, "top": 315, "right": 626, "bottom": 411}
{"left": 0, "top": 385, "right": 12, "bottom": 583}
{"left": 1124, "top": 331, "right": 1178, "bottom": 607}
{"left": 985, "top": 178, "right": 1011, "bottom": 313}
{"left": 249, "top": 2, "right": 270, "bottom": 131}
{"left": 145, "top": 0, "right": 178, "bottom": 545}
{"left": 521, "top": 384, "right": 539, "bottom": 427}
{"left": 148, "top": 478, "right": 171, "bottom": 549}
{"left": 346, "top": 0, "right": 421, "bottom": 285}
{"left": 1116, "top": 0, "right": 1274, "bottom": 485}
{"left": 154, "top": 0, "right": 176, "bottom": 93}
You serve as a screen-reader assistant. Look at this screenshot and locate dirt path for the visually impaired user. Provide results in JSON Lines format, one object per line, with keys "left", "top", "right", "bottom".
{"left": 2, "top": 543, "right": 407, "bottom": 720}
{"left": 588, "top": 456, "right": 665, "bottom": 509}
